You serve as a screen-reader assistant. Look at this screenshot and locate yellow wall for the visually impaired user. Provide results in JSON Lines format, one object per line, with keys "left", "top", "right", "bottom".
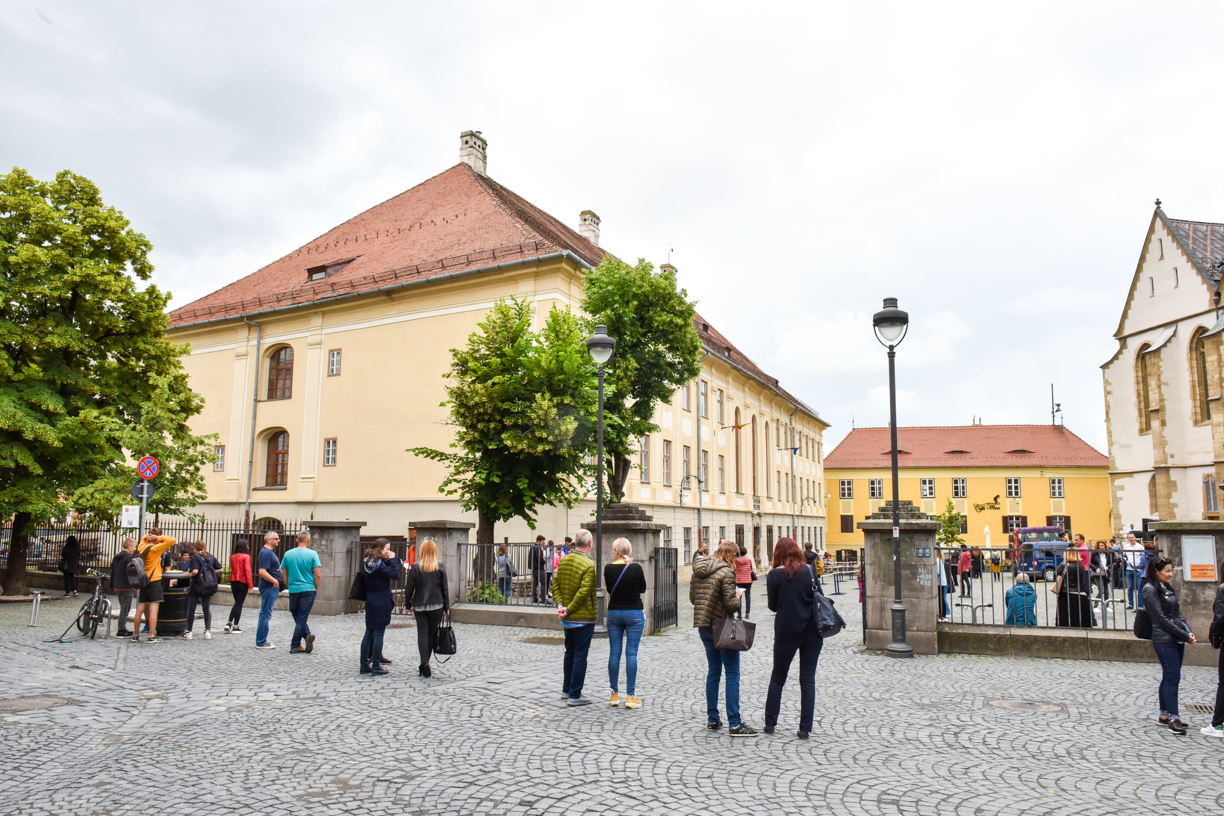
{"left": 824, "top": 466, "right": 1112, "bottom": 551}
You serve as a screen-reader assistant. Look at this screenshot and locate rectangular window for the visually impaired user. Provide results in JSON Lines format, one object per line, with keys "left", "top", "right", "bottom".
{"left": 683, "top": 527, "right": 692, "bottom": 564}
{"left": 869, "top": 479, "right": 883, "bottom": 499}
{"left": 700, "top": 450, "right": 709, "bottom": 490}
{"left": 777, "top": 472, "right": 782, "bottom": 500}
{"left": 952, "top": 477, "right": 966, "bottom": 499}
{"left": 840, "top": 479, "right": 854, "bottom": 499}
{"left": 1205, "top": 475, "right": 1219, "bottom": 513}
{"left": 776, "top": 422, "right": 781, "bottom": 447}
{"left": 1049, "top": 477, "right": 1064, "bottom": 499}
{"left": 718, "top": 455, "right": 725, "bottom": 492}
{"left": 841, "top": 514, "right": 854, "bottom": 533}
{"left": 327, "top": 349, "right": 342, "bottom": 376}
{"left": 698, "top": 381, "right": 708, "bottom": 418}
{"left": 681, "top": 384, "right": 691, "bottom": 411}
{"left": 639, "top": 435, "right": 650, "bottom": 483}
{"left": 921, "top": 478, "right": 935, "bottom": 499}
{"left": 1046, "top": 515, "right": 1071, "bottom": 533}
{"left": 1003, "top": 515, "right": 1027, "bottom": 534}
{"left": 663, "top": 527, "right": 672, "bottom": 548}
{"left": 702, "top": 527, "right": 710, "bottom": 548}
{"left": 683, "top": 446, "right": 691, "bottom": 480}
{"left": 716, "top": 390, "right": 724, "bottom": 424}
{"left": 718, "top": 526, "right": 726, "bottom": 542}
{"left": 213, "top": 445, "right": 225, "bottom": 472}
{"left": 323, "top": 438, "right": 337, "bottom": 467}
{"left": 662, "top": 440, "right": 672, "bottom": 486}
{"left": 1006, "top": 477, "right": 1021, "bottom": 498}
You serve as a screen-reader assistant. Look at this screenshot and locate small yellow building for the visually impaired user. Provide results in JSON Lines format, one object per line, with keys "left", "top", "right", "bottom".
{"left": 824, "top": 424, "right": 1111, "bottom": 557}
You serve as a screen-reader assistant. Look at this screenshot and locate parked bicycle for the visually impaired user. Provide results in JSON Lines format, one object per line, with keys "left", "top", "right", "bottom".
{"left": 74, "top": 568, "right": 113, "bottom": 639}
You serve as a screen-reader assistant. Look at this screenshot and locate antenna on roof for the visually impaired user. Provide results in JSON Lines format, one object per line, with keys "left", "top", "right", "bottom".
{"left": 1051, "top": 384, "right": 1063, "bottom": 427}
{"left": 667, "top": 243, "right": 674, "bottom": 264}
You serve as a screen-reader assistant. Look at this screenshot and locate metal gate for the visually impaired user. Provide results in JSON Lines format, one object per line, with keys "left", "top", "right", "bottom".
{"left": 653, "top": 546, "right": 679, "bottom": 630}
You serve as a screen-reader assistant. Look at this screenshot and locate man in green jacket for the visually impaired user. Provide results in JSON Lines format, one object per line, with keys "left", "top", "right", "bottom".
{"left": 554, "top": 529, "right": 597, "bottom": 706}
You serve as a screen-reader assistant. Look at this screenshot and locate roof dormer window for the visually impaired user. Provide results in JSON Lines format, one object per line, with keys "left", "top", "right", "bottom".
{"left": 945, "top": 450, "right": 969, "bottom": 454}
{"left": 1009, "top": 449, "right": 1033, "bottom": 454}
{"left": 306, "top": 258, "right": 355, "bottom": 282}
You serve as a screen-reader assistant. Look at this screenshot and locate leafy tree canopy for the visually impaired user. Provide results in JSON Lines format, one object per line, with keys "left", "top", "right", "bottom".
{"left": 935, "top": 499, "right": 966, "bottom": 549}
{"left": 409, "top": 297, "right": 597, "bottom": 542}
{"left": 1, "top": 168, "right": 215, "bottom": 593}
{"left": 581, "top": 257, "right": 703, "bottom": 502}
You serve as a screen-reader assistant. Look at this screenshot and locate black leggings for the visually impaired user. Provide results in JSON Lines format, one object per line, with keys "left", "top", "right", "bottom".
{"left": 187, "top": 590, "right": 213, "bottom": 632}
{"left": 63, "top": 571, "right": 77, "bottom": 594}
{"left": 228, "top": 582, "right": 249, "bottom": 625}
{"left": 414, "top": 609, "right": 445, "bottom": 666}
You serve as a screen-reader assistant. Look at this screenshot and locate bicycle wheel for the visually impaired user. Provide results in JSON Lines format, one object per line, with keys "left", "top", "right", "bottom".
{"left": 89, "top": 599, "right": 109, "bottom": 639}
{"left": 76, "top": 600, "right": 93, "bottom": 633}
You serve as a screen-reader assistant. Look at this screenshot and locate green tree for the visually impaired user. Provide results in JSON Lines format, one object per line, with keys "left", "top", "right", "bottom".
{"left": 1, "top": 168, "right": 216, "bottom": 594}
{"left": 409, "top": 297, "right": 597, "bottom": 543}
{"left": 581, "top": 257, "right": 703, "bottom": 502}
{"left": 935, "top": 499, "right": 966, "bottom": 549}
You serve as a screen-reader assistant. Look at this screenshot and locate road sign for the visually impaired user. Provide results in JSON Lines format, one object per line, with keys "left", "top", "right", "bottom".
{"left": 131, "top": 480, "right": 156, "bottom": 501}
{"left": 121, "top": 505, "right": 140, "bottom": 528}
{"left": 137, "top": 456, "right": 160, "bottom": 480}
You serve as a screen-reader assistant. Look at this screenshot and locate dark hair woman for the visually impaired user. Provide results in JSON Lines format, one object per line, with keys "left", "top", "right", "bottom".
{"left": 225, "top": 539, "right": 252, "bottom": 634}
{"left": 1142, "top": 555, "right": 1196, "bottom": 735}
{"left": 361, "top": 538, "right": 401, "bottom": 676}
{"left": 763, "top": 537, "right": 823, "bottom": 739}
{"left": 403, "top": 539, "right": 449, "bottom": 678}
{"left": 60, "top": 535, "right": 81, "bottom": 597}
{"left": 1052, "top": 547, "right": 1092, "bottom": 628}
{"left": 689, "top": 540, "right": 755, "bottom": 736}
{"left": 184, "top": 541, "right": 222, "bottom": 640}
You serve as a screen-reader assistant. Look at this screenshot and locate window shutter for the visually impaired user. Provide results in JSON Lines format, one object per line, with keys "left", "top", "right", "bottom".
{"left": 1001, "top": 516, "right": 1008, "bottom": 537}
{"left": 1045, "top": 516, "right": 1054, "bottom": 527}
{"left": 1020, "top": 516, "right": 1028, "bottom": 528}
{"left": 1064, "top": 517, "right": 1071, "bottom": 535}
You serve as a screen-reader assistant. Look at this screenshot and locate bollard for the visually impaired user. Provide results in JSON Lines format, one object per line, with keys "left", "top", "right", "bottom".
{"left": 28, "top": 591, "right": 42, "bottom": 627}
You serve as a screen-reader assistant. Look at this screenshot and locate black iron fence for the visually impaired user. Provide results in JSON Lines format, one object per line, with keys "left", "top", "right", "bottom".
{"left": 457, "top": 542, "right": 559, "bottom": 606}
{"left": 653, "top": 546, "right": 678, "bottom": 629}
{"left": 937, "top": 546, "right": 1153, "bottom": 630}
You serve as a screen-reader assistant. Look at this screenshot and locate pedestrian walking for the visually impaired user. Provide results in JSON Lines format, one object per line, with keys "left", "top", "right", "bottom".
{"left": 496, "top": 544, "right": 517, "bottom": 602}
{"left": 1124, "top": 531, "right": 1146, "bottom": 610}
{"left": 1073, "top": 534, "right": 1091, "bottom": 574}
{"left": 132, "top": 528, "right": 176, "bottom": 643}
{"left": 605, "top": 538, "right": 647, "bottom": 709}
{"left": 958, "top": 547, "right": 973, "bottom": 598}
{"left": 109, "top": 537, "right": 139, "bottom": 637}
{"left": 1090, "top": 541, "right": 1112, "bottom": 599}
{"left": 935, "top": 548, "right": 951, "bottom": 619}
{"left": 734, "top": 541, "right": 755, "bottom": 618}
{"left": 59, "top": 535, "right": 80, "bottom": 597}
{"left": 803, "top": 541, "right": 818, "bottom": 570}
{"left": 360, "top": 538, "right": 401, "bottom": 675}
{"left": 971, "top": 546, "right": 984, "bottom": 581}
{"left": 282, "top": 531, "right": 322, "bottom": 654}
{"left": 1142, "top": 555, "right": 1195, "bottom": 735}
{"left": 554, "top": 529, "right": 597, "bottom": 706}
{"left": 763, "top": 538, "right": 823, "bottom": 739}
{"left": 989, "top": 550, "right": 1003, "bottom": 583}
{"left": 403, "top": 538, "right": 449, "bottom": 678}
{"left": 1053, "top": 546, "right": 1092, "bottom": 628}
{"left": 255, "top": 531, "right": 283, "bottom": 649}
{"left": 544, "top": 539, "right": 556, "bottom": 601}
{"left": 183, "top": 541, "right": 221, "bottom": 640}
{"left": 1005, "top": 573, "right": 1036, "bottom": 625}
{"left": 1204, "top": 568, "right": 1224, "bottom": 738}
{"left": 529, "top": 535, "right": 549, "bottom": 603}
{"left": 690, "top": 540, "right": 755, "bottom": 736}
{"left": 224, "top": 539, "right": 252, "bottom": 634}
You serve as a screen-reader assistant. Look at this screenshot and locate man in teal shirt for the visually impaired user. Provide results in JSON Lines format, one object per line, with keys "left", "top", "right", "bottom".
{"left": 282, "top": 532, "right": 322, "bottom": 653}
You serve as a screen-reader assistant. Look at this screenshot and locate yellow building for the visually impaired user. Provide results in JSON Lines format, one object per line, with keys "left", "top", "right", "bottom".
{"left": 165, "top": 132, "right": 827, "bottom": 562}
{"left": 824, "top": 424, "right": 1111, "bottom": 557}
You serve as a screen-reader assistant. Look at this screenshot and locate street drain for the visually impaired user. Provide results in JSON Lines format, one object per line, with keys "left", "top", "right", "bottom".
{"left": 1188, "top": 704, "right": 1215, "bottom": 715}
{"left": 0, "top": 695, "right": 75, "bottom": 713}
{"left": 984, "top": 698, "right": 1065, "bottom": 714}
{"left": 521, "top": 636, "right": 566, "bottom": 646}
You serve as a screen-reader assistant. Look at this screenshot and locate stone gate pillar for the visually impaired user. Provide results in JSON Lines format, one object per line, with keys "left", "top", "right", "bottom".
{"left": 859, "top": 502, "right": 939, "bottom": 655}
{"left": 409, "top": 520, "right": 475, "bottom": 608}
{"left": 305, "top": 519, "right": 366, "bottom": 616}
{"left": 1149, "top": 521, "right": 1223, "bottom": 667}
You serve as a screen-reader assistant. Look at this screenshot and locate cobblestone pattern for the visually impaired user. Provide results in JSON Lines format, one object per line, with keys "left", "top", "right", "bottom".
{"left": 0, "top": 587, "right": 1221, "bottom": 815}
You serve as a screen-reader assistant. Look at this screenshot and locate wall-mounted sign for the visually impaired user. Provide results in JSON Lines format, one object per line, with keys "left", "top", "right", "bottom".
{"left": 1181, "top": 535, "right": 1218, "bottom": 582}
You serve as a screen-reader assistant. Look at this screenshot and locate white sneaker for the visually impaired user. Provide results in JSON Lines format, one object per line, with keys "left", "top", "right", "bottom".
{"left": 203, "top": 630, "right": 212, "bottom": 640}
{"left": 181, "top": 631, "right": 193, "bottom": 640}
{"left": 223, "top": 623, "right": 232, "bottom": 634}
{"left": 1202, "top": 724, "right": 1224, "bottom": 738}
{"left": 255, "top": 642, "right": 275, "bottom": 649}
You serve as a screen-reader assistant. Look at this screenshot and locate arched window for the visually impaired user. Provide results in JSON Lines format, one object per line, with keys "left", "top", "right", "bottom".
{"left": 267, "top": 346, "right": 294, "bottom": 400}
{"left": 751, "top": 415, "right": 758, "bottom": 496}
{"left": 1135, "top": 344, "right": 1152, "bottom": 433}
{"left": 266, "top": 431, "right": 289, "bottom": 486}
{"left": 1191, "top": 329, "right": 1212, "bottom": 425}
{"left": 734, "top": 408, "right": 742, "bottom": 493}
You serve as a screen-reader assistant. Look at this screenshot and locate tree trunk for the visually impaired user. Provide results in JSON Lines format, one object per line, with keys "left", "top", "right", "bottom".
{"left": 471, "top": 509, "right": 497, "bottom": 599}
{"left": 1, "top": 512, "right": 34, "bottom": 596}
{"left": 606, "top": 454, "right": 630, "bottom": 504}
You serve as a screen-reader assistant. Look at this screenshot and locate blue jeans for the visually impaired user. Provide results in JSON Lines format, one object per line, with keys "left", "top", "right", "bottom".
{"left": 498, "top": 576, "right": 512, "bottom": 602}
{"left": 562, "top": 623, "right": 594, "bottom": 699}
{"left": 361, "top": 626, "right": 386, "bottom": 669}
{"left": 256, "top": 585, "right": 278, "bottom": 645}
{"left": 289, "top": 591, "right": 316, "bottom": 649}
{"left": 697, "top": 626, "right": 741, "bottom": 727}
{"left": 1126, "top": 569, "right": 1145, "bottom": 608}
{"left": 1153, "top": 641, "right": 1184, "bottom": 718}
{"left": 606, "top": 609, "right": 645, "bottom": 695}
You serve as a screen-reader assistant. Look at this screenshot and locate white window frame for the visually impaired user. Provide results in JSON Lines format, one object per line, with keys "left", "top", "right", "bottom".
{"left": 1049, "top": 477, "right": 1064, "bottom": 499}
{"left": 662, "top": 440, "right": 671, "bottom": 486}
{"left": 716, "top": 390, "right": 724, "bottom": 425}
{"left": 718, "top": 455, "right": 725, "bottom": 493}
{"left": 921, "top": 478, "right": 935, "bottom": 499}
{"left": 839, "top": 479, "right": 853, "bottom": 499}
{"left": 323, "top": 438, "right": 337, "bottom": 467}
{"left": 639, "top": 435, "right": 650, "bottom": 483}
{"left": 213, "top": 445, "right": 225, "bottom": 472}
{"left": 1006, "top": 477, "right": 1021, "bottom": 498}
{"left": 327, "top": 349, "right": 342, "bottom": 376}
{"left": 952, "top": 477, "right": 966, "bottom": 499}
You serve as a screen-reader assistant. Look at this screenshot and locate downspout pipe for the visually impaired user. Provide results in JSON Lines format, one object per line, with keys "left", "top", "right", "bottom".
{"left": 695, "top": 351, "right": 710, "bottom": 548}
{"left": 243, "top": 317, "right": 262, "bottom": 532}
{"left": 789, "top": 406, "right": 799, "bottom": 543}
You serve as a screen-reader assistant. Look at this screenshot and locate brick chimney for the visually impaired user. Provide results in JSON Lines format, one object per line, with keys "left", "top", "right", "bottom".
{"left": 579, "top": 210, "right": 600, "bottom": 246}
{"left": 459, "top": 131, "right": 487, "bottom": 175}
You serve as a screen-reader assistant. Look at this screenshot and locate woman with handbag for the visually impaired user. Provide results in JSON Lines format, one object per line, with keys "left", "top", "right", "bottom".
{"left": 1142, "top": 555, "right": 1195, "bottom": 735}
{"left": 763, "top": 537, "right": 823, "bottom": 739}
{"left": 734, "top": 541, "right": 755, "bottom": 618}
{"left": 60, "top": 535, "right": 80, "bottom": 597}
{"left": 605, "top": 538, "right": 648, "bottom": 709}
{"left": 1053, "top": 547, "right": 1092, "bottom": 628}
{"left": 689, "top": 540, "right": 755, "bottom": 737}
{"left": 360, "top": 538, "right": 401, "bottom": 676}
{"left": 403, "top": 539, "right": 450, "bottom": 678}
{"left": 496, "top": 545, "right": 517, "bottom": 603}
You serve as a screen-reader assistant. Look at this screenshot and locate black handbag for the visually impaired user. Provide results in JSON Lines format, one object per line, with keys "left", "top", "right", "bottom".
{"left": 1133, "top": 608, "right": 1152, "bottom": 640}
{"left": 348, "top": 569, "right": 367, "bottom": 601}
{"left": 810, "top": 566, "right": 845, "bottom": 638}
{"left": 712, "top": 612, "right": 755, "bottom": 651}
{"left": 434, "top": 612, "right": 457, "bottom": 662}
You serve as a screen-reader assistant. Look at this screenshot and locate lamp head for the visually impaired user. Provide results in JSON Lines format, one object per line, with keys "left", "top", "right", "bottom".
{"left": 873, "top": 297, "right": 909, "bottom": 347}
{"left": 586, "top": 324, "right": 617, "bottom": 366}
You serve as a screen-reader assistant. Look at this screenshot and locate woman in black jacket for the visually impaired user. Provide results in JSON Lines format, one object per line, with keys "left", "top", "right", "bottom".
{"left": 1142, "top": 555, "right": 1195, "bottom": 735}
{"left": 403, "top": 539, "right": 449, "bottom": 677}
{"left": 1053, "top": 548, "right": 1092, "bottom": 628}
{"left": 1206, "top": 572, "right": 1224, "bottom": 738}
{"left": 764, "top": 537, "right": 823, "bottom": 740}
{"left": 60, "top": 535, "right": 81, "bottom": 597}
{"left": 360, "top": 538, "right": 401, "bottom": 676}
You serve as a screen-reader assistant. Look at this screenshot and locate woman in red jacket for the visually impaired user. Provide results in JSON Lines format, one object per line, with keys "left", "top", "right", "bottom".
{"left": 224, "top": 539, "right": 253, "bottom": 634}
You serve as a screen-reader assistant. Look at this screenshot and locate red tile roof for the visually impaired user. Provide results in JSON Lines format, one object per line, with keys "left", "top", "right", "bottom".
{"left": 167, "top": 163, "right": 605, "bottom": 327}
{"left": 824, "top": 425, "right": 1107, "bottom": 469}
{"left": 693, "top": 315, "right": 820, "bottom": 421}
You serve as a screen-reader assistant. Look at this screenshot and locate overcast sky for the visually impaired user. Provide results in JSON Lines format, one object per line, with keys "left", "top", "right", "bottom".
{"left": 7, "top": 1, "right": 1224, "bottom": 454}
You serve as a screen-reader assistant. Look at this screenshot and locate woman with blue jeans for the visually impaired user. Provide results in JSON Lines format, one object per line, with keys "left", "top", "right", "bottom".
{"left": 604, "top": 538, "right": 648, "bottom": 709}
{"left": 1142, "top": 555, "right": 1195, "bottom": 735}
{"left": 689, "top": 541, "right": 756, "bottom": 737}
{"left": 496, "top": 545, "right": 516, "bottom": 603}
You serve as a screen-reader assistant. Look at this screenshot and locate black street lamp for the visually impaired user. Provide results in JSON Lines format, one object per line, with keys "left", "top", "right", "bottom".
{"left": 586, "top": 324, "right": 617, "bottom": 634}
{"left": 873, "top": 297, "right": 912, "bottom": 659}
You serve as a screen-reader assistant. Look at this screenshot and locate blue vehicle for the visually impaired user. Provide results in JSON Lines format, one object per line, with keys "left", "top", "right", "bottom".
{"left": 1011, "top": 526, "right": 1070, "bottom": 582}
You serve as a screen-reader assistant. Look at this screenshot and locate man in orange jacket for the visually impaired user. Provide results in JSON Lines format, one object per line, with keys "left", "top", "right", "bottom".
{"left": 132, "top": 528, "right": 176, "bottom": 643}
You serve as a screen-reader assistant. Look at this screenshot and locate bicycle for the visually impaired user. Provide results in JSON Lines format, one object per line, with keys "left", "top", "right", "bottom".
{"left": 74, "top": 568, "right": 113, "bottom": 639}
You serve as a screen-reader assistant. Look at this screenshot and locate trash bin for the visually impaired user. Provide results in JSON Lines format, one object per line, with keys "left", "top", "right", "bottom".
{"left": 157, "top": 571, "right": 192, "bottom": 636}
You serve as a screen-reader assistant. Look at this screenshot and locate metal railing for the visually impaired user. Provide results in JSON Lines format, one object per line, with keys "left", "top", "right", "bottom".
{"left": 458, "top": 541, "right": 560, "bottom": 606}
{"left": 936, "top": 546, "right": 1154, "bottom": 630}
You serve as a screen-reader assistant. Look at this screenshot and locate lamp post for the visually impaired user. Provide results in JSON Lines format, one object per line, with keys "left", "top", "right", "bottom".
{"left": 873, "top": 297, "right": 912, "bottom": 659}
{"left": 586, "top": 325, "right": 617, "bottom": 635}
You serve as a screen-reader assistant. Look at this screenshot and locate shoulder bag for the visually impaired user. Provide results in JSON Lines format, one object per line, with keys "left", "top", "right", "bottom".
{"left": 348, "top": 568, "right": 367, "bottom": 601}
{"left": 434, "top": 611, "right": 457, "bottom": 661}
{"left": 1133, "top": 608, "right": 1152, "bottom": 640}
{"left": 713, "top": 611, "right": 755, "bottom": 651}
{"left": 810, "top": 565, "right": 846, "bottom": 638}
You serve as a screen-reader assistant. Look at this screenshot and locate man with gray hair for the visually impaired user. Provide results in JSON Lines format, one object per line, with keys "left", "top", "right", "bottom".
{"left": 255, "top": 531, "right": 283, "bottom": 649}
{"left": 554, "top": 528, "right": 597, "bottom": 705}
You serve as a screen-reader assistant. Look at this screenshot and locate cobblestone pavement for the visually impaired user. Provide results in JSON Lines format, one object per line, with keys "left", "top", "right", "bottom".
{"left": 1, "top": 587, "right": 1221, "bottom": 816}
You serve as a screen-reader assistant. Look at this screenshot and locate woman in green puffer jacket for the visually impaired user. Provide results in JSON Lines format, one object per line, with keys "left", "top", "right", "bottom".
{"left": 689, "top": 541, "right": 757, "bottom": 737}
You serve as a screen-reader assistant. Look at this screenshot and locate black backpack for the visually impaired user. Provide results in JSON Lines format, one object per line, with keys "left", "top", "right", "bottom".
{"left": 128, "top": 549, "right": 152, "bottom": 590}
{"left": 194, "top": 556, "right": 219, "bottom": 595}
